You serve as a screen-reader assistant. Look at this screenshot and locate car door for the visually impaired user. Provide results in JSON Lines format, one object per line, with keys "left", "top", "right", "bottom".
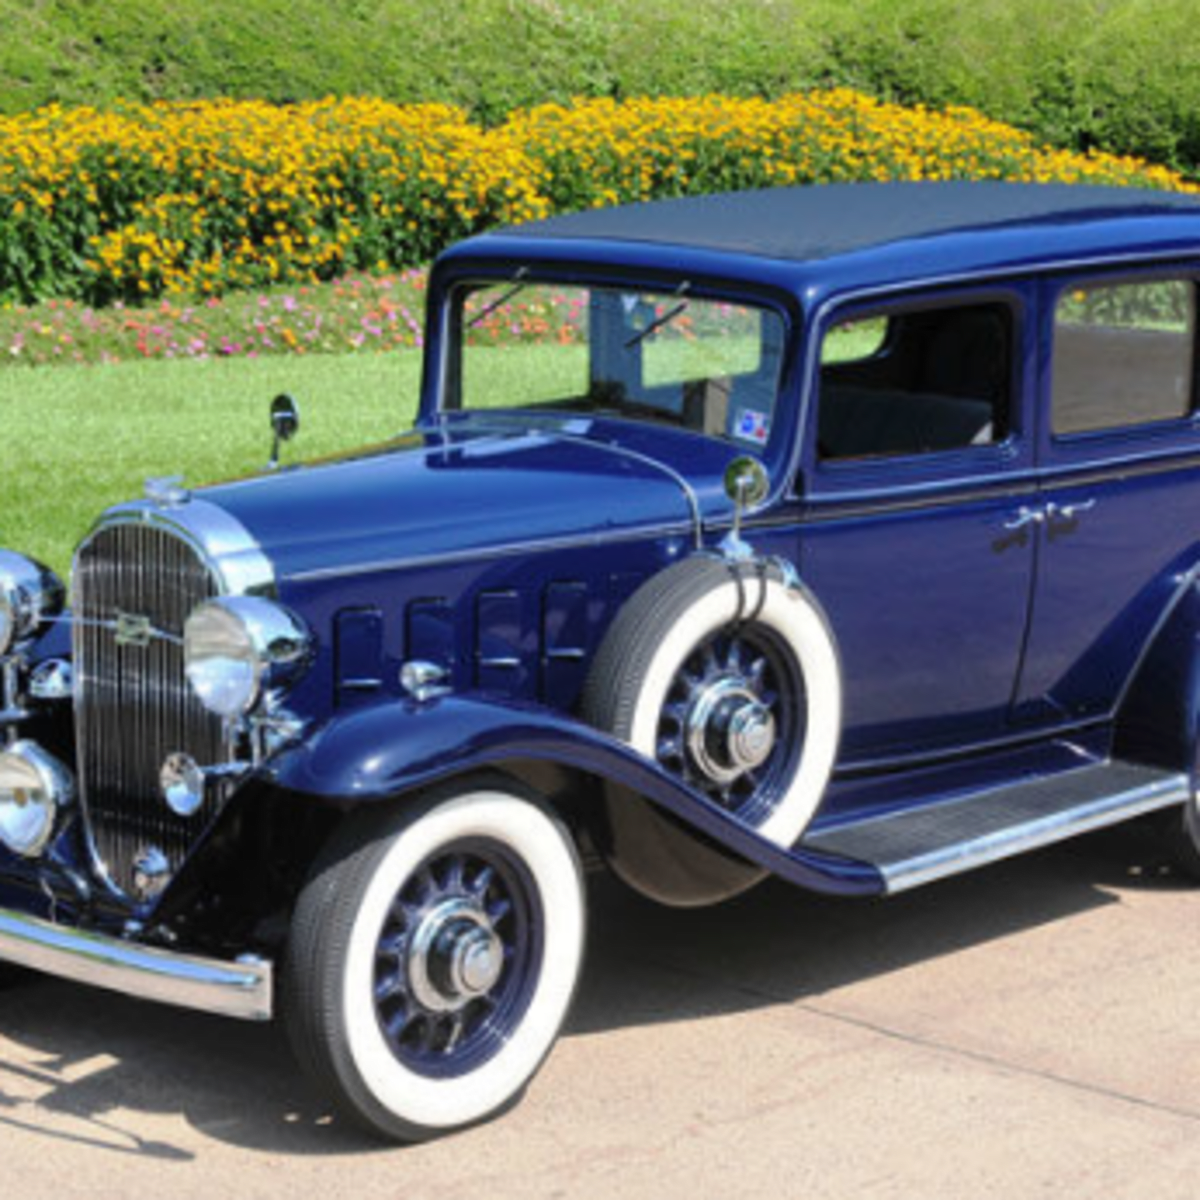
{"left": 780, "top": 288, "right": 1039, "bottom": 766}
{"left": 1012, "top": 270, "right": 1200, "bottom": 726}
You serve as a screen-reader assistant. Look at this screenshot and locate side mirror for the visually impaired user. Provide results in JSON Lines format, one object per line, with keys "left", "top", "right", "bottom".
{"left": 723, "top": 455, "right": 769, "bottom": 509}
{"left": 720, "top": 456, "right": 770, "bottom": 561}
{"left": 268, "top": 394, "right": 300, "bottom": 470}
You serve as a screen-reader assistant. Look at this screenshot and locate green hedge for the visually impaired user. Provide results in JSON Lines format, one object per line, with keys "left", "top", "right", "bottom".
{"left": 1, "top": 1, "right": 1198, "bottom": 172}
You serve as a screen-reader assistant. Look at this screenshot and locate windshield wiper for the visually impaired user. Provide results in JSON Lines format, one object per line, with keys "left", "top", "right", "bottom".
{"left": 468, "top": 267, "right": 530, "bottom": 328}
{"left": 624, "top": 282, "right": 691, "bottom": 349}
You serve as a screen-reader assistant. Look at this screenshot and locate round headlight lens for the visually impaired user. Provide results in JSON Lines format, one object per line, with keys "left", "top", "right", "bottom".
{"left": 0, "top": 741, "right": 73, "bottom": 858}
{"left": 184, "top": 596, "right": 311, "bottom": 719}
{"left": 184, "top": 603, "right": 259, "bottom": 718}
{"left": 0, "top": 551, "right": 65, "bottom": 657}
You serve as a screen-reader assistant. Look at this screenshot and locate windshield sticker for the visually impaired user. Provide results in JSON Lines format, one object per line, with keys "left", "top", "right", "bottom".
{"left": 736, "top": 409, "right": 770, "bottom": 444}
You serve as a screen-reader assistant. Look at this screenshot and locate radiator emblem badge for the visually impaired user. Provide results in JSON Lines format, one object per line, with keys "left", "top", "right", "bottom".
{"left": 114, "top": 611, "right": 154, "bottom": 649}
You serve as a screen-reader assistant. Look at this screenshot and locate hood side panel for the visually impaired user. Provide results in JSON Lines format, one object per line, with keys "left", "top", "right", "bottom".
{"left": 202, "top": 428, "right": 703, "bottom": 582}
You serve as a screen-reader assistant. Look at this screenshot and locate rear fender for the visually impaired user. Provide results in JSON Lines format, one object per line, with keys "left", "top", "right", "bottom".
{"left": 1116, "top": 580, "right": 1200, "bottom": 775}
{"left": 267, "top": 695, "right": 883, "bottom": 896}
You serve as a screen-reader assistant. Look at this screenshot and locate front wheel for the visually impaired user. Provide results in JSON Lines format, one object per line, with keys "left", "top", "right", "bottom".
{"left": 283, "top": 779, "right": 586, "bottom": 1142}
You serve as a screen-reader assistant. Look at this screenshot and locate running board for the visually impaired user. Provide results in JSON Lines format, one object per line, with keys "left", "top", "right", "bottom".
{"left": 803, "top": 761, "right": 1190, "bottom": 894}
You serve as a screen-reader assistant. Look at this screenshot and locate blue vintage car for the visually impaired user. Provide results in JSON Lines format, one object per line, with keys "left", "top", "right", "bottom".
{"left": 2, "top": 182, "right": 1199, "bottom": 1140}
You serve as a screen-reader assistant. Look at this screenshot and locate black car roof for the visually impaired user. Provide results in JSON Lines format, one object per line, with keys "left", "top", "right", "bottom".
{"left": 501, "top": 182, "right": 1200, "bottom": 263}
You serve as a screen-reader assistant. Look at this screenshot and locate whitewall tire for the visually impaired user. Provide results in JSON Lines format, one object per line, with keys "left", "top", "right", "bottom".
{"left": 284, "top": 778, "right": 586, "bottom": 1142}
{"left": 585, "top": 555, "right": 842, "bottom": 848}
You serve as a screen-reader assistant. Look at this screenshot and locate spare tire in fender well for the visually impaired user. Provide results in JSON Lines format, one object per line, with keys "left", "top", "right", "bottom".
{"left": 583, "top": 554, "right": 843, "bottom": 907}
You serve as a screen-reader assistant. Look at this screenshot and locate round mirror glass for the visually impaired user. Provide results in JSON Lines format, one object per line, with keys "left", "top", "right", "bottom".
{"left": 723, "top": 456, "right": 769, "bottom": 508}
{"left": 271, "top": 393, "right": 300, "bottom": 442}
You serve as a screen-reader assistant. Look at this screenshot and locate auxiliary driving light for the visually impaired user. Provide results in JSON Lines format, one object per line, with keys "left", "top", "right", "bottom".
{"left": 0, "top": 741, "right": 73, "bottom": 858}
{"left": 159, "top": 751, "right": 207, "bottom": 818}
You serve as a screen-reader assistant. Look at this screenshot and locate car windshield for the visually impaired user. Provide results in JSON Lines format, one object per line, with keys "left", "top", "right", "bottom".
{"left": 450, "top": 279, "right": 786, "bottom": 449}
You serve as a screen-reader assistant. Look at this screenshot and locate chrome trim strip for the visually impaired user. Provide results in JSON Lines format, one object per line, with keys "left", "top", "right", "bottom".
{"left": 288, "top": 519, "right": 696, "bottom": 583}
{"left": 74, "top": 498, "right": 276, "bottom": 600}
{"left": 0, "top": 658, "right": 25, "bottom": 743}
{"left": 881, "top": 772, "right": 1189, "bottom": 893}
{"left": 0, "top": 907, "right": 273, "bottom": 1021}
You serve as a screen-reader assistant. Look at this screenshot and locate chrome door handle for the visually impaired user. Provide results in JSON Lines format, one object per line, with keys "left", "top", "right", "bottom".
{"left": 1047, "top": 499, "right": 1096, "bottom": 523}
{"left": 1002, "top": 505, "right": 1045, "bottom": 531}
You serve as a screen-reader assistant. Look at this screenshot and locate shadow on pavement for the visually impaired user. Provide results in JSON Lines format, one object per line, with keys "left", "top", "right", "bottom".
{"left": 571, "top": 817, "right": 1192, "bottom": 1034}
{"left": 0, "top": 818, "right": 1189, "bottom": 1158}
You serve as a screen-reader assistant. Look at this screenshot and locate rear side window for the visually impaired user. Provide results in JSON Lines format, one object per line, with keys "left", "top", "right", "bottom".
{"left": 1052, "top": 279, "right": 1197, "bottom": 435}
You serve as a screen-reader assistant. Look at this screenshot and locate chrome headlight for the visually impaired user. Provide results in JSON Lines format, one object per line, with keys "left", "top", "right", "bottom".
{"left": 183, "top": 596, "right": 311, "bottom": 719}
{"left": 0, "top": 551, "right": 65, "bottom": 657}
{"left": 0, "top": 741, "right": 73, "bottom": 858}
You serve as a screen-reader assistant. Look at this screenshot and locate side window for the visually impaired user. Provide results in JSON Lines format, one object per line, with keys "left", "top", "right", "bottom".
{"left": 1052, "top": 279, "right": 1196, "bottom": 436}
{"left": 818, "top": 301, "right": 1012, "bottom": 461}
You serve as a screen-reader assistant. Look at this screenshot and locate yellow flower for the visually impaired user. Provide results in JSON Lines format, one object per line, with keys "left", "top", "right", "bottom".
{"left": 1, "top": 90, "right": 1193, "bottom": 305}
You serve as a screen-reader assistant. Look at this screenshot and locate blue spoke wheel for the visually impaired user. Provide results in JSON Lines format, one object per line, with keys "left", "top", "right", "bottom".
{"left": 372, "top": 839, "right": 542, "bottom": 1079}
{"left": 284, "top": 779, "right": 586, "bottom": 1142}
{"left": 655, "top": 625, "right": 806, "bottom": 827}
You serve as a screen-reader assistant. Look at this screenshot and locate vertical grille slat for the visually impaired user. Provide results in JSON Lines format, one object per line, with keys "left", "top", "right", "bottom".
{"left": 74, "top": 523, "right": 225, "bottom": 899}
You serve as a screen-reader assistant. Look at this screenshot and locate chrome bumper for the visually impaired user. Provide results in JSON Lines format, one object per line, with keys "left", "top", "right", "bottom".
{"left": 0, "top": 906, "right": 273, "bottom": 1021}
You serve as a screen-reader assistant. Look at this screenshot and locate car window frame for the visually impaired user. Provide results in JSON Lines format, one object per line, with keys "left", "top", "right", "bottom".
{"left": 1040, "top": 266, "right": 1200, "bottom": 466}
{"left": 440, "top": 270, "right": 800, "bottom": 447}
{"left": 801, "top": 284, "right": 1032, "bottom": 501}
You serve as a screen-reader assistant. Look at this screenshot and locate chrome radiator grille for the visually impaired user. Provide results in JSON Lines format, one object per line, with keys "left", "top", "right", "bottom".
{"left": 74, "top": 522, "right": 227, "bottom": 899}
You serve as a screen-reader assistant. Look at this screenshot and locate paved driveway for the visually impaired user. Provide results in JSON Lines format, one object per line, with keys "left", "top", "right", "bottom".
{"left": 1, "top": 823, "right": 1197, "bottom": 1199}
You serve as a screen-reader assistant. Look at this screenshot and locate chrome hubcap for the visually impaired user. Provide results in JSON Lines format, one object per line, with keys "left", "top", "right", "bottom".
{"left": 656, "top": 628, "right": 804, "bottom": 821}
{"left": 454, "top": 927, "right": 504, "bottom": 995}
{"left": 686, "top": 677, "right": 778, "bottom": 784}
{"left": 374, "top": 842, "right": 540, "bottom": 1079}
{"left": 407, "top": 898, "right": 504, "bottom": 1013}
{"left": 727, "top": 701, "right": 777, "bottom": 770}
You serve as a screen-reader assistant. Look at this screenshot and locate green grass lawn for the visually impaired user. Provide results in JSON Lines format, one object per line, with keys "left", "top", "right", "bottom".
{"left": 1, "top": 353, "right": 421, "bottom": 577}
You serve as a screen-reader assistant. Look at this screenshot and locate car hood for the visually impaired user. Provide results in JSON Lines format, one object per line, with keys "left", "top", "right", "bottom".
{"left": 199, "top": 423, "right": 727, "bottom": 581}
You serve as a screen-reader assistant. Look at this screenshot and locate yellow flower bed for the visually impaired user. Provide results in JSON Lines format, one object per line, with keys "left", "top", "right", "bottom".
{"left": 0, "top": 90, "right": 1194, "bottom": 306}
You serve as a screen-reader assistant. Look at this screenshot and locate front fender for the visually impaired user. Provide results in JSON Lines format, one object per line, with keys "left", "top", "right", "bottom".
{"left": 268, "top": 695, "right": 883, "bottom": 896}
